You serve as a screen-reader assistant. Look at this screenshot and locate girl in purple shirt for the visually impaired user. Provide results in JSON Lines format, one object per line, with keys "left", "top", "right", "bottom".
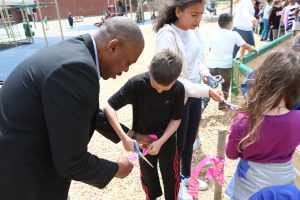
{"left": 226, "top": 48, "right": 300, "bottom": 200}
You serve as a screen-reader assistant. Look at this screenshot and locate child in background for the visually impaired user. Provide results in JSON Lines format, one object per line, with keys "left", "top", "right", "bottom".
{"left": 208, "top": 13, "right": 256, "bottom": 110}
{"left": 43, "top": 16, "right": 49, "bottom": 30}
{"left": 269, "top": 0, "right": 283, "bottom": 40}
{"left": 103, "top": 50, "right": 185, "bottom": 200}
{"left": 261, "top": 0, "right": 274, "bottom": 41}
{"left": 257, "top": 3, "right": 266, "bottom": 35}
{"left": 226, "top": 48, "right": 300, "bottom": 199}
{"left": 67, "top": 12, "right": 73, "bottom": 28}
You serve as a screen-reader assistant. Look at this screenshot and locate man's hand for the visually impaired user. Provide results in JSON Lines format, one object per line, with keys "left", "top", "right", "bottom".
{"left": 209, "top": 88, "right": 224, "bottom": 102}
{"left": 115, "top": 157, "right": 134, "bottom": 179}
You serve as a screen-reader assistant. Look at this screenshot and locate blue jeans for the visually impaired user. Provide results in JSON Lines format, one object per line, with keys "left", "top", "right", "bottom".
{"left": 232, "top": 28, "right": 255, "bottom": 58}
{"left": 261, "top": 18, "right": 270, "bottom": 40}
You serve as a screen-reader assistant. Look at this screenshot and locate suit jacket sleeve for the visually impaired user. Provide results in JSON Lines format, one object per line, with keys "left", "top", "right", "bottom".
{"left": 95, "top": 109, "right": 129, "bottom": 143}
{"left": 41, "top": 62, "right": 118, "bottom": 188}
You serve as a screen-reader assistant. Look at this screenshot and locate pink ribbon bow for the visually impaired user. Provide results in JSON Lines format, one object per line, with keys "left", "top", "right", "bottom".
{"left": 188, "top": 156, "right": 225, "bottom": 198}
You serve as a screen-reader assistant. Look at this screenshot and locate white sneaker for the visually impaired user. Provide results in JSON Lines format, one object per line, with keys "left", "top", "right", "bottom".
{"left": 182, "top": 177, "right": 208, "bottom": 191}
{"left": 193, "top": 138, "right": 201, "bottom": 151}
{"left": 178, "top": 182, "right": 193, "bottom": 200}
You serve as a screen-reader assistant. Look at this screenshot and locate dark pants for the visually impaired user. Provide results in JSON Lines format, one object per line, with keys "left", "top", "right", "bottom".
{"left": 232, "top": 28, "right": 255, "bottom": 58}
{"left": 177, "top": 98, "right": 202, "bottom": 177}
{"left": 209, "top": 68, "right": 232, "bottom": 100}
{"left": 140, "top": 135, "right": 180, "bottom": 200}
{"left": 259, "top": 21, "right": 264, "bottom": 35}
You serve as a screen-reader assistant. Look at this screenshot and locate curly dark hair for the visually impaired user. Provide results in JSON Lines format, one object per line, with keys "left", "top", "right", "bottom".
{"left": 153, "top": 0, "right": 205, "bottom": 32}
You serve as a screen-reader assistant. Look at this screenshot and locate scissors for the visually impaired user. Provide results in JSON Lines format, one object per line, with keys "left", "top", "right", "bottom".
{"left": 133, "top": 140, "right": 154, "bottom": 168}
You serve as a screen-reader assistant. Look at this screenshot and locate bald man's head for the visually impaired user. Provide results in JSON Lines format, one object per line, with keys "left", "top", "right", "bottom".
{"left": 96, "top": 16, "right": 144, "bottom": 48}
{"left": 94, "top": 17, "right": 145, "bottom": 79}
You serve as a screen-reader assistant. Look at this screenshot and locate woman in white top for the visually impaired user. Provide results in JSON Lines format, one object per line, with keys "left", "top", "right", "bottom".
{"left": 153, "top": 0, "right": 223, "bottom": 193}
{"left": 261, "top": 0, "right": 274, "bottom": 41}
{"left": 232, "top": 0, "right": 257, "bottom": 57}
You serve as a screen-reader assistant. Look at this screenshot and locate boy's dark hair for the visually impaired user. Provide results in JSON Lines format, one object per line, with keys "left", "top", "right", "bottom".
{"left": 150, "top": 50, "right": 182, "bottom": 86}
{"left": 218, "top": 13, "right": 233, "bottom": 28}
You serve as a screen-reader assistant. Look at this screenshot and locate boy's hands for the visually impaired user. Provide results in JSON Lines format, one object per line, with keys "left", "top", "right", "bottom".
{"left": 127, "top": 130, "right": 154, "bottom": 145}
{"left": 136, "top": 134, "right": 153, "bottom": 145}
{"left": 147, "top": 140, "right": 162, "bottom": 155}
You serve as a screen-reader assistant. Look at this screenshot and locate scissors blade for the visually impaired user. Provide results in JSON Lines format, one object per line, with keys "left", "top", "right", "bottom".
{"left": 133, "top": 140, "right": 154, "bottom": 168}
{"left": 138, "top": 152, "right": 154, "bottom": 168}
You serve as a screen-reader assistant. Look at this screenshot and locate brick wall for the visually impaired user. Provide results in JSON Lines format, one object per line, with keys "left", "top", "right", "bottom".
{"left": 39, "top": 0, "right": 138, "bottom": 20}
{"left": 39, "top": 0, "right": 106, "bottom": 20}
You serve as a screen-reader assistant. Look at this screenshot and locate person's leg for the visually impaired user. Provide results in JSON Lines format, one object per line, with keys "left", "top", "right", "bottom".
{"left": 180, "top": 98, "right": 208, "bottom": 190}
{"left": 159, "top": 135, "right": 180, "bottom": 200}
{"left": 259, "top": 21, "right": 264, "bottom": 35}
{"left": 243, "top": 30, "right": 255, "bottom": 55}
{"left": 181, "top": 98, "right": 202, "bottom": 177}
{"left": 139, "top": 154, "right": 162, "bottom": 200}
{"left": 219, "top": 68, "right": 232, "bottom": 101}
{"left": 245, "top": 30, "right": 255, "bottom": 46}
{"left": 193, "top": 130, "right": 201, "bottom": 151}
{"left": 261, "top": 18, "right": 270, "bottom": 40}
{"left": 209, "top": 68, "right": 230, "bottom": 110}
{"left": 177, "top": 99, "right": 192, "bottom": 157}
{"left": 269, "top": 28, "right": 273, "bottom": 41}
{"left": 177, "top": 98, "right": 192, "bottom": 179}
{"left": 272, "top": 29, "right": 279, "bottom": 40}
{"left": 232, "top": 28, "right": 241, "bottom": 58}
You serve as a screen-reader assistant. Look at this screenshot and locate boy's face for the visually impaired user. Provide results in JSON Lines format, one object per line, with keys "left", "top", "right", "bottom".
{"left": 150, "top": 77, "right": 175, "bottom": 93}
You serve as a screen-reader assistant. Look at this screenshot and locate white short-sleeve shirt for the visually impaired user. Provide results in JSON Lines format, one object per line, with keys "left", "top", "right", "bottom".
{"left": 208, "top": 29, "right": 245, "bottom": 69}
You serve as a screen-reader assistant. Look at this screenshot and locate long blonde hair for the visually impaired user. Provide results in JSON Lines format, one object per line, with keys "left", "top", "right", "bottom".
{"left": 236, "top": 48, "right": 300, "bottom": 151}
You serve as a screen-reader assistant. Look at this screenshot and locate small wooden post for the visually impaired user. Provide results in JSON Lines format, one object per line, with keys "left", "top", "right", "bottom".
{"left": 54, "top": 0, "right": 64, "bottom": 41}
{"left": 214, "top": 128, "right": 227, "bottom": 200}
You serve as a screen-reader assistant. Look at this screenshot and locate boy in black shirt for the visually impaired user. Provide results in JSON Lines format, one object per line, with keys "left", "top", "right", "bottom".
{"left": 103, "top": 50, "right": 185, "bottom": 200}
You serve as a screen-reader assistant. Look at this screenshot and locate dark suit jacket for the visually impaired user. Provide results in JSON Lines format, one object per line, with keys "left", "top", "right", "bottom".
{"left": 0, "top": 34, "right": 126, "bottom": 200}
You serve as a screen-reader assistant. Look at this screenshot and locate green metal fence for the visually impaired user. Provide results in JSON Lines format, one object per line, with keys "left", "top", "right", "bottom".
{"left": 231, "top": 32, "right": 295, "bottom": 104}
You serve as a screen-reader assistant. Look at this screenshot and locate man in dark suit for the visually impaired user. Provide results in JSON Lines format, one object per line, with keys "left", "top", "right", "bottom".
{"left": 0, "top": 17, "right": 145, "bottom": 200}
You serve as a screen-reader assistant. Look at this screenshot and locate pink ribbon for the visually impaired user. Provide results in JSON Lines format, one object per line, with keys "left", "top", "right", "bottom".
{"left": 128, "top": 134, "right": 158, "bottom": 161}
{"left": 142, "top": 134, "right": 158, "bottom": 155}
{"left": 188, "top": 156, "right": 225, "bottom": 198}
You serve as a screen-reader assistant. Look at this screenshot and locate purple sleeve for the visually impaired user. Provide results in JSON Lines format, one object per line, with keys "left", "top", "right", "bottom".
{"left": 226, "top": 113, "right": 248, "bottom": 160}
